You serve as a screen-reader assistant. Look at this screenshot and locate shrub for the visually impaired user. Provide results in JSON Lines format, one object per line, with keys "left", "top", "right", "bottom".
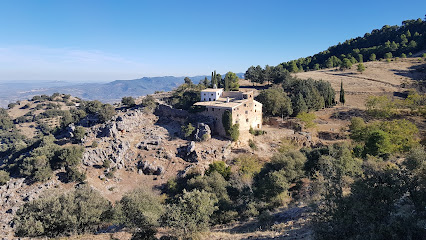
{"left": 141, "top": 95, "right": 157, "bottom": 113}
{"left": 64, "top": 166, "right": 86, "bottom": 182}
{"left": 296, "top": 112, "right": 316, "bottom": 129}
{"left": 234, "top": 154, "right": 262, "bottom": 180}
{"left": 254, "top": 151, "right": 306, "bottom": 203}
{"left": 55, "top": 145, "right": 84, "bottom": 169}
{"left": 73, "top": 126, "right": 85, "bottom": 142}
{"left": 102, "top": 159, "right": 111, "bottom": 169}
{"left": 8, "top": 102, "right": 17, "bottom": 109}
{"left": 164, "top": 189, "right": 218, "bottom": 238}
{"left": 205, "top": 161, "right": 231, "bottom": 180}
{"left": 14, "top": 187, "right": 111, "bottom": 237}
{"left": 91, "top": 141, "right": 98, "bottom": 148}
{"left": 365, "top": 95, "right": 395, "bottom": 118}
{"left": 229, "top": 124, "right": 240, "bottom": 142}
{"left": 0, "top": 109, "right": 14, "bottom": 130}
{"left": 0, "top": 170, "right": 10, "bottom": 185}
{"left": 349, "top": 118, "right": 419, "bottom": 156}
{"left": 121, "top": 96, "right": 136, "bottom": 107}
{"left": 115, "top": 189, "right": 164, "bottom": 232}
{"left": 249, "top": 139, "right": 257, "bottom": 150}
{"left": 181, "top": 123, "right": 195, "bottom": 138}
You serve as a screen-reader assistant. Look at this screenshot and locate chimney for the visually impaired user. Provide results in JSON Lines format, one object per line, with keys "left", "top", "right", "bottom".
{"left": 226, "top": 97, "right": 230, "bottom": 103}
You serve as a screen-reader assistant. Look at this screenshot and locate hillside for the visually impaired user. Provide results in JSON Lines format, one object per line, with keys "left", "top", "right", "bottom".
{"left": 296, "top": 58, "right": 426, "bottom": 108}
{"left": 1, "top": 15, "right": 425, "bottom": 239}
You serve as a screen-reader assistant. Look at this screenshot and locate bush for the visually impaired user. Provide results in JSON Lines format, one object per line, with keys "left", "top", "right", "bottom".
{"left": 0, "top": 109, "right": 14, "bottom": 130}
{"left": 14, "top": 186, "right": 111, "bottom": 237}
{"left": 349, "top": 118, "right": 419, "bottom": 156}
{"left": 102, "top": 159, "right": 111, "bottom": 169}
{"left": 121, "top": 96, "right": 136, "bottom": 107}
{"left": 164, "top": 189, "right": 218, "bottom": 238}
{"left": 181, "top": 123, "right": 195, "bottom": 139}
{"left": 234, "top": 154, "right": 262, "bottom": 180}
{"left": 73, "top": 126, "right": 85, "bottom": 142}
{"left": 205, "top": 161, "right": 231, "bottom": 180}
{"left": 230, "top": 123, "right": 240, "bottom": 142}
{"left": 115, "top": 189, "right": 164, "bottom": 231}
{"left": 254, "top": 151, "right": 306, "bottom": 203}
{"left": 249, "top": 127, "right": 265, "bottom": 136}
{"left": 64, "top": 166, "right": 86, "bottom": 182}
{"left": 248, "top": 139, "right": 257, "bottom": 150}
{"left": 8, "top": 102, "right": 17, "bottom": 109}
{"left": 141, "top": 95, "right": 157, "bottom": 113}
{"left": 296, "top": 112, "right": 316, "bottom": 129}
{"left": 0, "top": 170, "right": 10, "bottom": 185}
{"left": 55, "top": 145, "right": 84, "bottom": 169}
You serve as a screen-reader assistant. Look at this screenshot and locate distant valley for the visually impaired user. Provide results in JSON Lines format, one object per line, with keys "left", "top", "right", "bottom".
{"left": 0, "top": 73, "right": 244, "bottom": 108}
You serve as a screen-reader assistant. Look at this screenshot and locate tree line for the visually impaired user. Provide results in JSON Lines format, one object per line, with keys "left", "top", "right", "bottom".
{"left": 256, "top": 76, "right": 336, "bottom": 117}
{"left": 246, "top": 17, "right": 426, "bottom": 79}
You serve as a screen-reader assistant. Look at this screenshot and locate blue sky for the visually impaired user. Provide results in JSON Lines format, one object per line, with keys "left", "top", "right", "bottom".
{"left": 0, "top": 0, "right": 425, "bottom": 81}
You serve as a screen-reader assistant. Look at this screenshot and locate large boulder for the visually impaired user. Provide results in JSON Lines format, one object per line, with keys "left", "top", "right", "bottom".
{"left": 177, "top": 141, "right": 198, "bottom": 163}
{"left": 194, "top": 123, "right": 211, "bottom": 141}
{"left": 137, "top": 160, "right": 164, "bottom": 175}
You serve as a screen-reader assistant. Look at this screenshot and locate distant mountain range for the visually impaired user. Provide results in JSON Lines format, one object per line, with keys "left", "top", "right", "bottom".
{"left": 0, "top": 73, "right": 244, "bottom": 108}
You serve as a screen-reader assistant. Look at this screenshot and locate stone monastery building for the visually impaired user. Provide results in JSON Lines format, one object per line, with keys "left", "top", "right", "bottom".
{"left": 194, "top": 87, "right": 262, "bottom": 137}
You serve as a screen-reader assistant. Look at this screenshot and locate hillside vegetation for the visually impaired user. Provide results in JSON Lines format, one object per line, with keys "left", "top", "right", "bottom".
{"left": 245, "top": 17, "right": 426, "bottom": 87}
{"left": 0, "top": 17, "right": 426, "bottom": 240}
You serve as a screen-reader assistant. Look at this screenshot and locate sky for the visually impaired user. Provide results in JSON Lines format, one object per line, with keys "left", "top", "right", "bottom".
{"left": 0, "top": 0, "right": 425, "bottom": 82}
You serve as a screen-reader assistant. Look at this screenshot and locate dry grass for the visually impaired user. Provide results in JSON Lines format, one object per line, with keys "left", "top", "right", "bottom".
{"left": 296, "top": 58, "right": 425, "bottom": 108}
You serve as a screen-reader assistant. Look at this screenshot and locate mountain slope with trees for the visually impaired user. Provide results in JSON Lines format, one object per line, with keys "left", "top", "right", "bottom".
{"left": 246, "top": 17, "right": 426, "bottom": 83}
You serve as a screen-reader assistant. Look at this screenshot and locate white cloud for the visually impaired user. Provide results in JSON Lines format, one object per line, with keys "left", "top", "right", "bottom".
{"left": 0, "top": 45, "right": 157, "bottom": 81}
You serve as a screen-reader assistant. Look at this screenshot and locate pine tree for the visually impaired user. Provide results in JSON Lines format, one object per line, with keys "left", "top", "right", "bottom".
{"left": 293, "top": 93, "right": 308, "bottom": 116}
{"left": 340, "top": 81, "right": 345, "bottom": 105}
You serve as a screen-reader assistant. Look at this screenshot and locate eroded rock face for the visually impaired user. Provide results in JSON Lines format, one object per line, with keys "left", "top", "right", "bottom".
{"left": 194, "top": 123, "right": 211, "bottom": 141}
{"left": 82, "top": 139, "right": 131, "bottom": 169}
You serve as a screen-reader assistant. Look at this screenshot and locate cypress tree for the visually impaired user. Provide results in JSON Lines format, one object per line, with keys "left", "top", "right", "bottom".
{"left": 222, "top": 110, "right": 232, "bottom": 136}
{"left": 340, "top": 81, "right": 345, "bottom": 106}
{"left": 211, "top": 72, "right": 215, "bottom": 87}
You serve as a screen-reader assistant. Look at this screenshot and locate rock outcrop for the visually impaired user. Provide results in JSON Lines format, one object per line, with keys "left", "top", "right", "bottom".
{"left": 177, "top": 141, "right": 199, "bottom": 163}
{"left": 194, "top": 123, "right": 211, "bottom": 141}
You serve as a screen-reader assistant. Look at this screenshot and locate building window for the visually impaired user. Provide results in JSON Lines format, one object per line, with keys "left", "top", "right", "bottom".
{"left": 257, "top": 124, "right": 260, "bottom": 128}
{"left": 209, "top": 98, "right": 211, "bottom": 101}
{"left": 211, "top": 93, "right": 213, "bottom": 96}
{"left": 212, "top": 108, "right": 214, "bottom": 111}
{"left": 255, "top": 109, "right": 257, "bottom": 112}
{"left": 246, "top": 118, "right": 249, "bottom": 123}
{"left": 245, "top": 111, "right": 248, "bottom": 114}
{"left": 204, "top": 93, "right": 206, "bottom": 96}
{"left": 244, "top": 104, "right": 246, "bottom": 107}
